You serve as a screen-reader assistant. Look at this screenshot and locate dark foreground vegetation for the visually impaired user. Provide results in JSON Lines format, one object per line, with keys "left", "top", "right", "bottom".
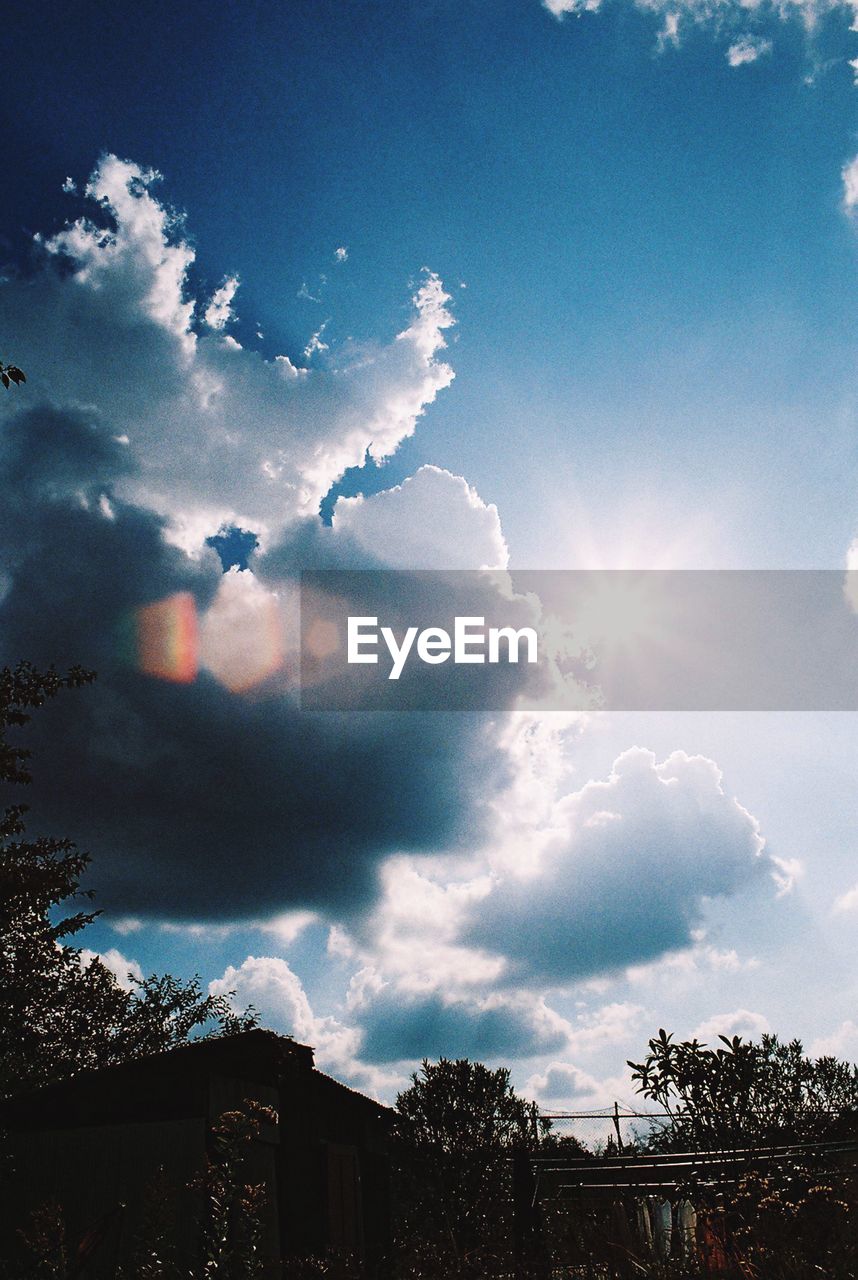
{"left": 3, "top": 666, "right": 858, "bottom": 1278}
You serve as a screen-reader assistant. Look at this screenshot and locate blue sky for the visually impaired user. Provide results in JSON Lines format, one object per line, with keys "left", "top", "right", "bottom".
{"left": 7, "top": 0, "right": 858, "bottom": 568}
{"left": 4, "top": 0, "right": 858, "bottom": 1101}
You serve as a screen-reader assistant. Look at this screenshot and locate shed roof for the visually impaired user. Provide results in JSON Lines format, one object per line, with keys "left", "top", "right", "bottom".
{"left": 1, "top": 1029, "right": 391, "bottom": 1131}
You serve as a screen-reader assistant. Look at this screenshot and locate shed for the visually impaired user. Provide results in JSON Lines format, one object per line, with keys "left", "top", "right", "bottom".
{"left": 0, "top": 1029, "right": 393, "bottom": 1278}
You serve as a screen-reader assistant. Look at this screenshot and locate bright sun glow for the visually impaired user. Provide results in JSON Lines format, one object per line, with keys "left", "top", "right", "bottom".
{"left": 573, "top": 575, "right": 667, "bottom": 658}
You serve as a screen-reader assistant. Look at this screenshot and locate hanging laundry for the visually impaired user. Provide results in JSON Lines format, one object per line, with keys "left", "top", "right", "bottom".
{"left": 678, "top": 1199, "right": 697, "bottom": 1259}
{"left": 610, "top": 1198, "right": 634, "bottom": 1250}
{"left": 653, "top": 1197, "right": 672, "bottom": 1260}
{"left": 636, "top": 1198, "right": 653, "bottom": 1253}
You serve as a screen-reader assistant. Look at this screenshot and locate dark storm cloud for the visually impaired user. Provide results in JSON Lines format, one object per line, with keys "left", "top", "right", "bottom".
{"left": 356, "top": 988, "right": 570, "bottom": 1063}
{"left": 0, "top": 404, "right": 514, "bottom": 919}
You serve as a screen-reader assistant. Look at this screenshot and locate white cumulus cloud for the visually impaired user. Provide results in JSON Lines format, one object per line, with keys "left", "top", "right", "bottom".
{"left": 204, "top": 275, "right": 240, "bottom": 330}
{"left": 463, "top": 747, "right": 776, "bottom": 982}
{"left": 210, "top": 955, "right": 401, "bottom": 1096}
{"left": 832, "top": 881, "right": 858, "bottom": 912}
{"left": 332, "top": 465, "right": 509, "bottom": 570}
{"left": 543, "top": 0, "right": 856, "bottom": 66}
{"left": 80, "top": 946, "right": 144, "bottom": 991}
{"left": 726, "top": 36, "right": 772, "bottom": 66}
{"left": 810, "top": 1020, "right": 858, "bottom": 1060}
{"left": 693, "top": 1008, "right": 771, "bottom": 1042}
{"left": 0, "top": 155, "right": 456, "bottom": 542}
{"left": 843, "top": 154, "right": 858, "bottom": 214}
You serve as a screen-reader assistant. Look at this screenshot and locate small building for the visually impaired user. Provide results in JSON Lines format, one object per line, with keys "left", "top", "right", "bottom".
{"left": 1, "top": 1029, "right": 393, "bottom": 1278}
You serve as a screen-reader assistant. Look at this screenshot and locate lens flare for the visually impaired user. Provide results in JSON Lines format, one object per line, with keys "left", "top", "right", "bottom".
{"left": 135, "top": 592, "right": 198, "bottom": 683}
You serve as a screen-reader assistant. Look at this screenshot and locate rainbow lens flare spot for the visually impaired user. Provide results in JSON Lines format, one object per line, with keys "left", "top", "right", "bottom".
{"left": 136, "top": 592, "right": 198, "bottom": 683}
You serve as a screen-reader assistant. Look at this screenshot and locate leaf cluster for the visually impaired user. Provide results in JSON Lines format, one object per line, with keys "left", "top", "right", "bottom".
{"left": 0, "top": 362, "right": 25, "bottom": 389}
{"left": 731, "top": 1167, "right": 858, "bottom": 1279}
{"left": 629, "top": 1028, "right": 858, "bottom": 1151}
{"left": 193, "top": 1101, "right": 277, "bottom": 1280}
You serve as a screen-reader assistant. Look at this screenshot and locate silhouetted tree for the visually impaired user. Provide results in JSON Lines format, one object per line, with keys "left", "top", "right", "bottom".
{"left": 0, "top": 662, "right": 254, "bottom": 1101}
{"left": 392, "top": 1058, "right": 547, "bottom": 1277}
{"left": 629, "top": 1027, "right": 858, "bottom": 1151}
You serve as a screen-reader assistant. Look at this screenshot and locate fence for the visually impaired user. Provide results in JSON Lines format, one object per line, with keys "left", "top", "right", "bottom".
{"left": 539, "top": 1104, "right": 858, "bottom": 1154}
{"left": 540, "top": 1105, "right": 670, "bottom": 1154}
{"left": 512, "top": 1110, "right": 858, "bottom": 1278}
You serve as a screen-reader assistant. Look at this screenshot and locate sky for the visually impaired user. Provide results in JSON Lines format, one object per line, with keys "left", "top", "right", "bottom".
{"left": 3, "top": 0, "right": 858, "bottom": 1105}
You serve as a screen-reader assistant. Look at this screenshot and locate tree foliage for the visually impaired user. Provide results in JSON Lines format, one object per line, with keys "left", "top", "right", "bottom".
{"left": 629, "top": 1027, "right": 858, "bottom": 1151}
{"left": 0, "top": 361, "right": 25, "bottom": 390}
{"left": 731, "top": 1166, "right": 858, "bottom": 1280}
{"left": 0, "top": 662, "right": 254, "bottom": 1101}
{"left": 392, "top": 1058, "right": 547, "bottom": 1277}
